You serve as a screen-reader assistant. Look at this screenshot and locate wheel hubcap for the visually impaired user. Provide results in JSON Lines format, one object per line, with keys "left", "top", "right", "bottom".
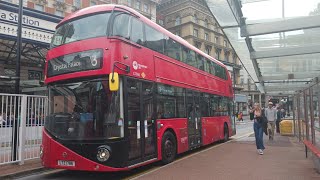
{"left": 164, "top": 139, "right": 173, "bottom": 158}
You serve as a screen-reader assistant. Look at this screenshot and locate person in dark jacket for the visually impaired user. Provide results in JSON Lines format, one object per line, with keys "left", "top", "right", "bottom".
{"left": 261, "top": 107, "right": 268, "bottom": 136}
{"left": 249, "top": 107, "right": 254, "bottom": 120}
{"left": 276, "top": 108, "right": 281, "bottom": 133}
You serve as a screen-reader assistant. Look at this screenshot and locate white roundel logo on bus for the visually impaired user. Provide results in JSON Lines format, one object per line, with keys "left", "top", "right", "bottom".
{"left": 133, "top": 61, "right": 138, "bottom": 70}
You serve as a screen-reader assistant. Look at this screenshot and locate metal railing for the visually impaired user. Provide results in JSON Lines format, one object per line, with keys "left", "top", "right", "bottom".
{"left": 292, "top": 83, "right": 320, "bottom": 149}
{"left": 0, "top": 93, "right": 47, "bottom": 165}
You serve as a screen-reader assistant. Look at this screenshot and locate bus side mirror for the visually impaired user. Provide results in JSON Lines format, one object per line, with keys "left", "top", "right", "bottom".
{"left": 109, "top": 72, "right": 119, "bottom": 91}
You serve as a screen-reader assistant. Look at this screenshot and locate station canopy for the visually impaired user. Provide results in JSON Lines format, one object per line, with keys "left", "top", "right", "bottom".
{"left": 207, "top": 0, "right": 320, "bottom": 95}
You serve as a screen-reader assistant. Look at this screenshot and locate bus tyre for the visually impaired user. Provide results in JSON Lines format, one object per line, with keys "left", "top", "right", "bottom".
{"left": 223, "top": 124, "right": 229, "bottom": 142}
{"left": 161, "top": 131, "right": 176, "bottom": 164}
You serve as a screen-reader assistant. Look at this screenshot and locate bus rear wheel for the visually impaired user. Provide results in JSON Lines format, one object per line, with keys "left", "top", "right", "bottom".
{"left": 161, "top": 131, "right": 176, "bottom": 164}
{"left": 223, "top": 124, "right": 229, "bottom": 142}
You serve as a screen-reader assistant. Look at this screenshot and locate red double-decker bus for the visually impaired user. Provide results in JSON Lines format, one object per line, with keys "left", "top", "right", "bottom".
{"left": 41, "top": 4, "right": 235, "bottom": 171}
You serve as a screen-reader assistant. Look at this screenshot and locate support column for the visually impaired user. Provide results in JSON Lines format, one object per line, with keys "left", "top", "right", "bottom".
{"left": 309, "top": 88, "right": 315, "bottom": 144}
{"left": 304, "top": 91, "right": 309, "bottom": 140}
{"left": 293, "top": 95, "right": 296, "bottom": 136}
{"left": 297, "top": 93, "right": 301, "bottom": 141}
{"left": 13, "top": 0, "right": 23, "bottom": 162}
{"left": 259, "top": 94, "right": 262, "bottom": 106}
{"left": 318, "top": 84, "right": 320, "bottom": 132}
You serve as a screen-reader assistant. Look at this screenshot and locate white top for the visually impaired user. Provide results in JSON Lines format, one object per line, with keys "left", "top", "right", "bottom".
{"left": 265, "top": 107, "right": 277, "bottom": 122}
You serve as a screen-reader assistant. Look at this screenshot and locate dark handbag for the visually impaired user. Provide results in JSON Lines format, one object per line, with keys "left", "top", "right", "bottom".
{"left": 262, "top": 116, "right": 268, "bottom": 135}
{"left": 256, "top": 116, "right": 263, "bottom": 123}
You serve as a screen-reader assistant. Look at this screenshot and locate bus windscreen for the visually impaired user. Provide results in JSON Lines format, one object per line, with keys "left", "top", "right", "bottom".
{"left": 51, "top": 12, "right": 111, "bottom": 48}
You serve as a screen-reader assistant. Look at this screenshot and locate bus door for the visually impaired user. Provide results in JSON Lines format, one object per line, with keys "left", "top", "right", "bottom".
{"left": 126, "top": 78, "right": 157, "bottom": 165}
{"left": 186, "top": 90, "right": 202, "bottom": 149}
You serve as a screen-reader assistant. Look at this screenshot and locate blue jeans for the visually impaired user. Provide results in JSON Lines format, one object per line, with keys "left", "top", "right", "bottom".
{"left": 254, "top": 121, "right": 265, "bottom": 150}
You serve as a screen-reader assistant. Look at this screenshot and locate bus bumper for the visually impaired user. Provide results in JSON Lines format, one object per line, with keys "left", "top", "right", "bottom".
{"left": 41, "top": 130, "right": 128, "bottom": 172}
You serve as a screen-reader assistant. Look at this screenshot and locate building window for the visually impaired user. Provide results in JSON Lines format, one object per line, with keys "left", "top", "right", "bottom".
{"left": 28, "top": 71, "right": 42, "bottom": 80}
{"left": 205, "top": 46, "right": 211, "bottom": 55}
{"left": 215, "top": 36, "right": 219, "bottom": 44}
{"left": 224, "top": 40, "right": 228, "bottom": 47}
{"left": 225, "top": 51, "right": 230, "bottom": 62}
{"left": 193, "top": 14, "right": 198, "bottom": 23}
{"left": 136, "top": 1, "right": 141, "bottom": 10}
{"left": 233, "top": 55, "right": 237, "bottom": 64}
{"left": 74, "top": 0, "right": 81, "bottom": 8}
{"left": 193, "top": 29, "right": 198, "bottom": 37}
{"left": 175, "top": 16, "right": 181, "bottom": 25}
{"left": 55, "top": 10, "right": 64, "bottom": 17}
{"left": 241, "top": 78, "right": 244, "bottom": 86}
{"left": 127, "top": 0, "right": 132, "bottom": 6}
{"left": 204, "top": 33, "right": 209, "bottom": 41}
{"left": 205, "top": 19, "right": 209, "bottom": 28}
{"left": 143, "top": 4, "right": 149, "bottom": 12}
{"left": 34, "top": 4, "right": 44, "bottom": 11}
{"left": 158, "top": 19, "right": 164, "bottom": 26}
{"left": 215, "top": 48, "right": 221, "bottom": 60}
{"left": 195, "top": 42, "right": 201, "bottom": 49}
{"left": 90, "top": 1, "right": 97, "bottom": 6}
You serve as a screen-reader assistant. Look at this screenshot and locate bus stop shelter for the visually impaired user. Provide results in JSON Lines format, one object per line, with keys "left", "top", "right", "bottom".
{"left": 206, "top": 0, "right": 320, "bottom": 148}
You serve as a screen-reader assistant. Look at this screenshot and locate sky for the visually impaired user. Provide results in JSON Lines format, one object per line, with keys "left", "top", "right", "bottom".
{"left": 242, "top": 0, "right": 320, "bottom": 22}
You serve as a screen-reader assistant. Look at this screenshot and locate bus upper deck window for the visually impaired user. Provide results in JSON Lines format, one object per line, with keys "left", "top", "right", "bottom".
{"left": 113, "top": 13, "right": 130, "bottom": 39}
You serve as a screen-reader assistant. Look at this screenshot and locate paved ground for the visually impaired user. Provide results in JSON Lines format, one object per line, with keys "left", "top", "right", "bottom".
{"left": 2, "top": 117, "right": 320, "bottom": 180}
{"left": 132, "top": 135, "right": 320, "bottom": 180}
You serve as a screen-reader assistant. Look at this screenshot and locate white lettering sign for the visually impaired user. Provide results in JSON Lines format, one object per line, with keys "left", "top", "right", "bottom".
{"left": 0, "top": 7, "right": 59, "bottom": 44}
{"left": 0, "top": 23, "right": 54, "bottom": 43}
{"left": 53, "top": 62, "right": 82, "bottom": 72}
{"left": 0, "top": 9, "right": 57, "bottom": 31}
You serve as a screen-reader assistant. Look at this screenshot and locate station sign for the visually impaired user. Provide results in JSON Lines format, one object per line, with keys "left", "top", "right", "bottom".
{"left": 0, "top": 4, "right": 61, "bottom": 44}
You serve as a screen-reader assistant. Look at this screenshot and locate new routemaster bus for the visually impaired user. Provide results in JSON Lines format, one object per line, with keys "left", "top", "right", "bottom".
{"left": 41, "top": 4, "right": 235, "bottom": 171}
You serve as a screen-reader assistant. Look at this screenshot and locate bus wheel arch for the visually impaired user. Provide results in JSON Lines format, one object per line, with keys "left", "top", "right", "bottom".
{"left": 223, "top": 122, "right": 229, "bottom": 142}
{"left": 161, "top": 129, "right": 177, "bottom": 164}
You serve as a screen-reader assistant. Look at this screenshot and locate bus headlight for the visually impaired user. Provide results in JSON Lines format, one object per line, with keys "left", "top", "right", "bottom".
{"left": 96, "top": 146, "right": 110, "bottom": 162}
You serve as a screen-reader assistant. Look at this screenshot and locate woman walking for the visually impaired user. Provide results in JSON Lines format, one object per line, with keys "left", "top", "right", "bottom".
{"left": 253, "top": 103, "right": 265, "bottom": 155}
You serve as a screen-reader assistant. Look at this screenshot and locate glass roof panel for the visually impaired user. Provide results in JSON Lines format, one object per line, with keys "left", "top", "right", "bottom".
{"left": 251, "top": 27, "right": 320, "bottom": 51}
{"left": 242, "top": 0, "right": 320, "bottom": 24}
{"left": 206, "top": 0, "right": 239, "bottom": 27}
{"left": 207, "top": 0, "right": 320, "bottom": 94}
{"left": 257, "top": 53, "right": 320, "bottom": 76}
{"left": 224, "top": 28, "right": 258, "bottom": 81}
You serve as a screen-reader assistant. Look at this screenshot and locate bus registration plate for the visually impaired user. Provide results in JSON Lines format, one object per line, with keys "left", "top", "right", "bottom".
{"left": 58, "top": 160, "right": 75, "bottom": 167}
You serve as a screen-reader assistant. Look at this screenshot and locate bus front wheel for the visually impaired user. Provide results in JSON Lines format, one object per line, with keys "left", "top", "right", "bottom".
{"left": 161, "top": 131, "right": 176, "bottom": 164}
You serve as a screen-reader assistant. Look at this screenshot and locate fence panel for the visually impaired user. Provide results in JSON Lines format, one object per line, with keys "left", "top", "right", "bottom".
{"left": 0, "top": 93, "right": 47, "bottom": 165}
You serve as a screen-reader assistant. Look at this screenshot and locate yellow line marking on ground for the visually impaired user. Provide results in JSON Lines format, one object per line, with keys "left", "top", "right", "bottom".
{"left": 127, "top": 131, "right": 254, "bottom": 180}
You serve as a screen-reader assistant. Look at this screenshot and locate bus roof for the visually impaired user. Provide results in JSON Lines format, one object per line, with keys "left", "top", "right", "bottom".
{"left": 58, "top": 4, "right": 226, "bottom": 68}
